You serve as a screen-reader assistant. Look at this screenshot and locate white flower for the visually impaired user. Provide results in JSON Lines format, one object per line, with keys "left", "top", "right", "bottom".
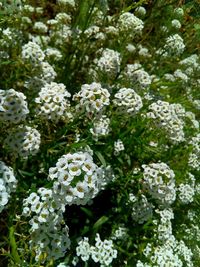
{"left": 114, "top": 139, "right": 125, "bottom": 155}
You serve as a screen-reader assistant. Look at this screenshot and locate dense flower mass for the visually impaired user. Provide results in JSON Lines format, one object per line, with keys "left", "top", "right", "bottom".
{"left": 0, "top": 89, "right": 29, "bottom": 124}
{"left": 0, "top": 1, "right": 200, "bottom": 266}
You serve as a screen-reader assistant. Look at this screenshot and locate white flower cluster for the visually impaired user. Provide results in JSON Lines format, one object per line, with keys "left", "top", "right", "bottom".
{"left": 84, "top": 26, "right": 105, "bottom": 41}
{"left": 49, "top": 151, "right": 103, "bottom": 205}
{"left": 138, "top": 45, "right": 151, "bottom": 58}
{"left": 114, "top": 139, "right": 125, "bottom": 155}
{"left": 4, "top": 125, "right": 41, "bottom": 158}
{"left": 173, "top": 69, "right": 189, "bottom": 83}
{"left": 164, "top": 34, "right": 185, "bottom": 56}
{"left": 0, "top": 161, "right": 17, "bottom": 212}
{"left": 22, "top": 188, "right": 71, "bottom": 261}
{"left": 137, "top": 236, "right": 193, "bottom": 267}
{"left": 0, "top": 28, "right": 19, "bottom": 48}
{"left": 179, "top": 54, "right": 199, "bottom": 70}
{"left": 29, "top": 34, "right": 50, "bottom": 47}
{"left": 188, "top": 133, "right": 200, "bottom": 170}
{"left": 171, "top": 19, "right": 181, "bottom": 29}
{"left": 155, "top": 208, "right": 174, "bottom": 242}
{"left": 35, "top": 82, "right": 72, "bottom": 122}
{"left": 129, "top": 193, "right": 154, "bottom": 224}
{"left": 135, "top": 6, "right": 146, "bottom": 17}
{"left": 111, "top": 225, "right": 127, "bottom": 240}
{"left": 55, "top": 13, "right": 71, "bottom": 24}
{"left": 95, "top": 48, "right": 121, "bottom": 78}
{"left": 39, "top": 61, "right": 57, "bottom": 83}
{"left": 125, "top": 64, "right": 152, "bottom": 88}
{"left": 178, "top": 183, "right": 195, "bottom": 204}
{"left": 147, "top": 100, "right": 185, "bottom": 143}
{"left": 23, "top": 189, "right": 55, "bottom": 220}
{"left": 141, "top": 162, "right": 176, "bottom": 206}
{"left": 73, "top": 82, "right": 110, "bottom": 116}
{"left": 179, "top": 54, "right": 200, "bottom": 81}
{"left": 0, "top": 89, "right": 29, "bottom": 124}
{"left": 118, "top": 12, "right": 144, "bottom": 37}
{"left": 50, "top": 25, "right": 72, "bottom": 46}
{"left": 33, "top": 21, "right": 48, "bottom": 33}
{"left": 90, "top": 115, "right": 110, "bottom": 140}
{"left": 31, "top": 217, "right": 70, "bottom": 262}
{"left": 76, "top": 233, "right": 117, "bottom": 266}
{"left": 21, "top": 41, "right": 45, "bottom": 63}
{"left": 22, "top": 5, "right": 43, "bottom": 14}
{"left": 184, "top": 223, "right": 200, "bottom": 244}
{"left": 45, "top": 47, "right": 62, "bottom": 61}
{"left": 57, "top": 0, "right": 76, "bottom": 8}
{"left": 174, "top": 7, "right": 184, "bottom": 17}
{"left": 113, "top": 88, "right": 143, "bottom": 115}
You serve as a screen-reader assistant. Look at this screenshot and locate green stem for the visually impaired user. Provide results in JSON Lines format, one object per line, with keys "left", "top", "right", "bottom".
{"left": 9, "top": 226, "right": 21, "bottom": 265}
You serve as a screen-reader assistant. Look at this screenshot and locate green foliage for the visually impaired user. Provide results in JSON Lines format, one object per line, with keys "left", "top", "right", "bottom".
{"left": 0, "top": 0, "right": 200, "bottom": 266}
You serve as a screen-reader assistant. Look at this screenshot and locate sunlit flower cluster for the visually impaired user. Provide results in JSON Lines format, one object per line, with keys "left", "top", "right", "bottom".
{"left": 35, "top": 82, "right": 72, "bottom": 122}
{"left": 141, "top": 162, "right": 176, "bottom": 206}
{"left": 113, "top": 88, "right": 143, "bottom": 115}
{"left": 147, "top": 100, "right": 185, "bottom": 143}
{"left": 73, "top": 82, "right": 110, "bottom": 116}
{"left": 49, "top": 151, "right": 103, "bottom": 205}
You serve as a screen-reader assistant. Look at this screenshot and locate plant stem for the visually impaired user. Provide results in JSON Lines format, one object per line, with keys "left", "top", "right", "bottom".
{"left": 9, "top": 226, "right": 21, "bottom": 265}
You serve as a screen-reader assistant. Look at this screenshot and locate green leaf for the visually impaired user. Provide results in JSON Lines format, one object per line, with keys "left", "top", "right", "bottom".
{"left": 93, "top": 216, "right": 108, "bottom": 230}
{"left": 80, "top": 207, "right": 93, "bottom": 218}
{"left": 9, "top": 226, "right": 21, "bottom": 264}
{"left": 95, "top": 151, "right": 107, "bottom": 167}
{"left": 18, "top": 170, "right": 35, "bottom": 177}
{"left": 194, "top": 23, "right": 200, "bottom": 30}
